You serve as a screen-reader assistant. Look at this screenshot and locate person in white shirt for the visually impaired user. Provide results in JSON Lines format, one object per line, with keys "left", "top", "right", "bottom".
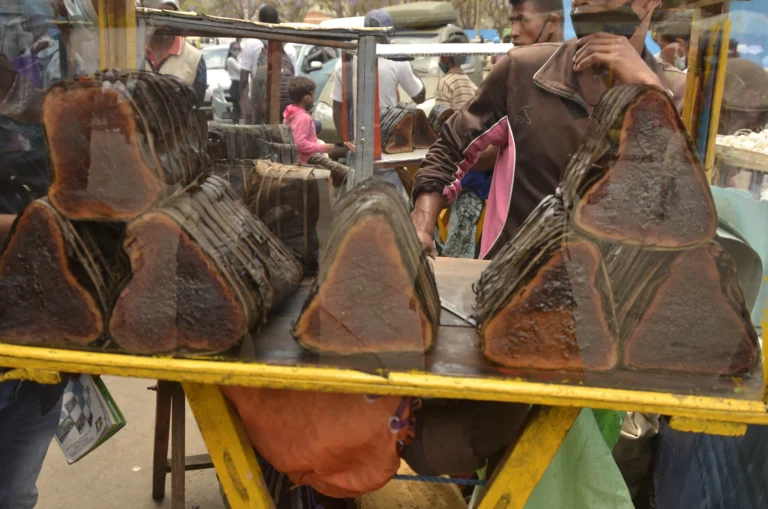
{"left": 225, "top": 41, "right": 242, "bottom": 124}
{"left": 239, "top": 4, "right": 295, "bottom": 124}
{"left": 331, "top": 10, "right": 425, "bottom": 143}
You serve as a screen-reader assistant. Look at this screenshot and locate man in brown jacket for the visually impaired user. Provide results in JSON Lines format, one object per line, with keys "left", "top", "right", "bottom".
{"left": 412, "top": 0, "right": 686, "bottom": 259}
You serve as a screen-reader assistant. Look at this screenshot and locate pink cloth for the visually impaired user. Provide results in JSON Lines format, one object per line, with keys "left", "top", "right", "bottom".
{"left": 440, "top": 117, "right": 516, "bottom": 259}
{"left": 284, "top": 104, "right": 327, "bottom": 164}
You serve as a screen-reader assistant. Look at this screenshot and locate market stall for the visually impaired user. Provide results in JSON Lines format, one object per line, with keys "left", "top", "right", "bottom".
{"left": 1, "top": 1, "right": 767, "bottom": 509}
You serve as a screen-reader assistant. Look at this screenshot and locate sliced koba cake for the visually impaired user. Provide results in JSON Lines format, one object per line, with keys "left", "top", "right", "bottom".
{"left": 562, "top": 84, "right": 716, "bottom": 248}
{"left": 42, "top": 71, "right": 207, "bottom": 220}
{"left": 476, "top": 195, "right": 619, "bottom": 372}
{"left": 0, "top": 200, "right": 110, "bottom": 346}
{"left": 110, "top": 176, "right": 303, "bottom": 354}
{"left": 293, "top": 179, "right": 440, "bottom": 355}
{"left": 605, "top": 242, "right": 760, "bottom": 375}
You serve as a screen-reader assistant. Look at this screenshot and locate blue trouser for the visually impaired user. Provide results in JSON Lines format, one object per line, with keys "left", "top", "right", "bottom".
{"left": 0, "top": 379, "right": 66, "bottom": 509}
{"left": 655, "top": 419, "right": 768, "bottom": 509}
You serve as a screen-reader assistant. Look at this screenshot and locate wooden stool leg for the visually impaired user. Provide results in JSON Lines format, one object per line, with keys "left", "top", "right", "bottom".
{"left": 477, "top": 406, "right": 581, "bottom": 509}
{"left": 183, "top": 382, "right": 275, "bottom": 509}
{"left": 152, "top": 381, "right": 173, "bottom": 500}
{"left": 171, "top": 383, "right": 186, "bottom": 509}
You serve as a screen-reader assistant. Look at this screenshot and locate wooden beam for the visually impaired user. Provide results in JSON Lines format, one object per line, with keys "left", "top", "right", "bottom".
{"left": 266, "top": 41, "right": 283, "bottom": 125}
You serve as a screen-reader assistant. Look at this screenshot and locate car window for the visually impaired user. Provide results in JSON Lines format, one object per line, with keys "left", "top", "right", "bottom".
{"left": 202, "top": 48, "right": 227, "bottom": 69}
{"left": 303, "top": 46, "right": 338, "bottom": 73}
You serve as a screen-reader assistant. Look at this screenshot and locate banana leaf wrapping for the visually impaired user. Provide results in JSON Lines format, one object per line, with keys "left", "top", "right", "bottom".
{"left": 307, "top": 154, "right": 350, "bottom": 188}
{"left": 293, "top": 179, "right": 441, "bottom": 355}
{"left": 109, "top": 175, "right": 303, "bottom": 354}
{"left": 475, "top": 194, "right": 619, "bottom": 371}
{"left": 42, "top": 70, "right": 208, "bottom": 221}
{"left": 428, "top": 104, "right": 455, "bottom": 135}
{"left": 0, "top": 199, "right": 112, "bottom": 347}
{"left": 207, "top": 122, "right": 298, "bottom": 164}
{"left": 561, "top": 84, "right": 716, "bottom": 249}
{"left": 211, "top": 159, "right": 334, "bottom": 273}
{"left": 602, "top": 242, "right": 760, "bottom": 375}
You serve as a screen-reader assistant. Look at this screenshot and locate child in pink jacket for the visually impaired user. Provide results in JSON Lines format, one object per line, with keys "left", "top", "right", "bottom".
{"left": 284, "top": 77, "right": 334, "bottom": 164}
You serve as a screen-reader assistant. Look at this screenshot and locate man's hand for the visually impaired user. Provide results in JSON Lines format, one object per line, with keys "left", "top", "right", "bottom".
{"left": 343, "top": 141, "right": 356, "bottom": 153}
{"left": 411, "top": 192, "right": 445, "bottom": 258}
{"left": 415, "top": 229, "right": 437, "bottom": 258}
{"left": 573, "top": 33, "right": 663, "bottom": 88}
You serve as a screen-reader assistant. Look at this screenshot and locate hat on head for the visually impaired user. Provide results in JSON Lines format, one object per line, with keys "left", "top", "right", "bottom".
{"left": 364, "top": 9, "right": 393, "bottom": 29}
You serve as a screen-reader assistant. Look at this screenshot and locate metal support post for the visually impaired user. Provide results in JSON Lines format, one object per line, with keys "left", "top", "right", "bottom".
{"left": 354, "top": 35, "right": 378, "bottom": 185}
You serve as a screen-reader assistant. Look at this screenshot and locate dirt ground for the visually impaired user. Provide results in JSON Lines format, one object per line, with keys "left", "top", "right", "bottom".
{"left": 35, "top": 377, "right": 468, "bottom": 509}
{"left": 36, "top": 376, "right": 225, "bottom": 509}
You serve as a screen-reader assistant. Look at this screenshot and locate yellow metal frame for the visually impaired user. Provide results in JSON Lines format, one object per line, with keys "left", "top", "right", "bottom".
{"left": 184, "top": 383, "right": 275, "bottom": 509}
{"left": 1, "top": 344, "right": 766, "bottom": 425}
{"left": 477, "top": 406, "right": 581, "bottom": 509}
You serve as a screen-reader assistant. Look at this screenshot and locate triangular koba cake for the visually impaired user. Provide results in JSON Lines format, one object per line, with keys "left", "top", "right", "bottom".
{"left": 293, "top": 179, "right": 440, "bottom": 355}
{"left": 380, "top": 106, "right": 415, "bottom": 154}
{"left": 211, "top": 159, "right": 334, "bottom": 274}
{"left": 410, "top": 106, "right": 439, "bottom": 149}
{"left": 603, "top": 242, "right": 760, "bottom": 375}
{"left": 475, "top": 195, "right": 619, "bottom": 372}
{"left": 428, "top": 104, "right": 455, "bottom": 135}
{"left": 42, "top": 71, "right": 207, "bottom": 221}
{"left": 396, "top": 103, "right": 438, "bottom": 149}
{"left": 562, "top": 84, "right": 716, "bottom": 248}
{"left": 0, "top": 200, "right": 111, "bottom": 347}
{"left": 110, "top": 176, "right": 303, "bottom": 354}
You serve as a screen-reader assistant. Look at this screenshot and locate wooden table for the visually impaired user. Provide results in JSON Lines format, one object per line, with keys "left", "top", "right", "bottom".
{"left": 1, "top": 258, "right": 766, "bottom": 509}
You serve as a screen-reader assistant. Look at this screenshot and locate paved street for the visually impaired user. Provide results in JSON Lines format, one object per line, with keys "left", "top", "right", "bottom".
{"left": 36, "top": 377, "right": 225, "bottom": 509}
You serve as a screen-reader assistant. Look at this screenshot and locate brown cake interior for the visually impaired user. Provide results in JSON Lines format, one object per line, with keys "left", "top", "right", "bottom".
{"left": 483, "top": 240, "right": 618, "bottom": 371}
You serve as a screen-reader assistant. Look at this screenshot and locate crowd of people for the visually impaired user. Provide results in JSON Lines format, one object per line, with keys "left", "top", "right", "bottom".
{"left": 2, "top": 0, "right": 768, "bottom": 508}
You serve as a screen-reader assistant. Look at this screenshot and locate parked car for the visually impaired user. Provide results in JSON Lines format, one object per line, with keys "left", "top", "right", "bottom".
{"left": 296, "top": 44, "right": 339, "bottom": 96}
{"left": 202, "top": 44, "right": 232, "bottom": 118}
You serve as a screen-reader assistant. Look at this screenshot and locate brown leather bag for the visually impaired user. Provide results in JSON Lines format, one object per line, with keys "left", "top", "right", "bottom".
{"left": 222, "top": 386, "right": 413, "bottom": 498}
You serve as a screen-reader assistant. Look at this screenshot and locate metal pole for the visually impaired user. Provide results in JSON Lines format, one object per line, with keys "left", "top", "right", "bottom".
{"left": 354, "top": 35, "right": 377, "bottom": 185}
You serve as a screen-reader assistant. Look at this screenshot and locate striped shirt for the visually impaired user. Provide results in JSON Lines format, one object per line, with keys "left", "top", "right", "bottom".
{"left": 435, "top": 68, "right": 478, "bottom": 111}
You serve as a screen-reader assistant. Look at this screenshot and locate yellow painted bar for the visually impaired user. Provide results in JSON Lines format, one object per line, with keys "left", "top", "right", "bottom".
{"left": 184, "top": 383, "right": 275, "bottom": 509}
{"left": 0, "top": 368, "right": 61, "bottom": 385}
{"left": 669, "top": 416, "right": 748, "bottom": 436}
{"left": 682, "top": 8, "right": 703, "bottom": 133}
{"left": 703, "top": 17, "right": 731, "bottom": 181}
{"left": 1, "top": 344, "right": 766, "bottom": 424}
{"left": 98, "top": 0, "right": 137, "bottom": 69}
{"left": 477, "top": 406, "right": 581, "bottom": 509}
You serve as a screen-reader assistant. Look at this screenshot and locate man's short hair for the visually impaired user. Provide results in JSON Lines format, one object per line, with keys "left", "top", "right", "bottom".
{"left": 288, "top": 76, "right": 316, "bottom": 103}
{"left": 444, "top": 32, "right": 469, "bottom": 66}
{"left": 651, "top": 10, "right": 692, "bottom": 42}
{"left": 509, "top": 0, "right": 564, "bottom": 19}
{"left": 258, "top": 3, "right": 279, "bottom": 23}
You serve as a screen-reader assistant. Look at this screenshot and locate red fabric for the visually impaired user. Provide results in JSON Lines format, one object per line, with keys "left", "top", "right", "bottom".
{"left": 222, "top": 386, "right": 410, "bottom": 498}
{"left": 283, "top": 104, "right": 327, "bottom": 164}
{"left": 145, "top": 36, "right": 183, "bottom": 71}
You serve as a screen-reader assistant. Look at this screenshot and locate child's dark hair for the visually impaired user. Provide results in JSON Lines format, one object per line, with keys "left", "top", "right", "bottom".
{"left": 288, "top": 77, "right": 316, "bottom": 103}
